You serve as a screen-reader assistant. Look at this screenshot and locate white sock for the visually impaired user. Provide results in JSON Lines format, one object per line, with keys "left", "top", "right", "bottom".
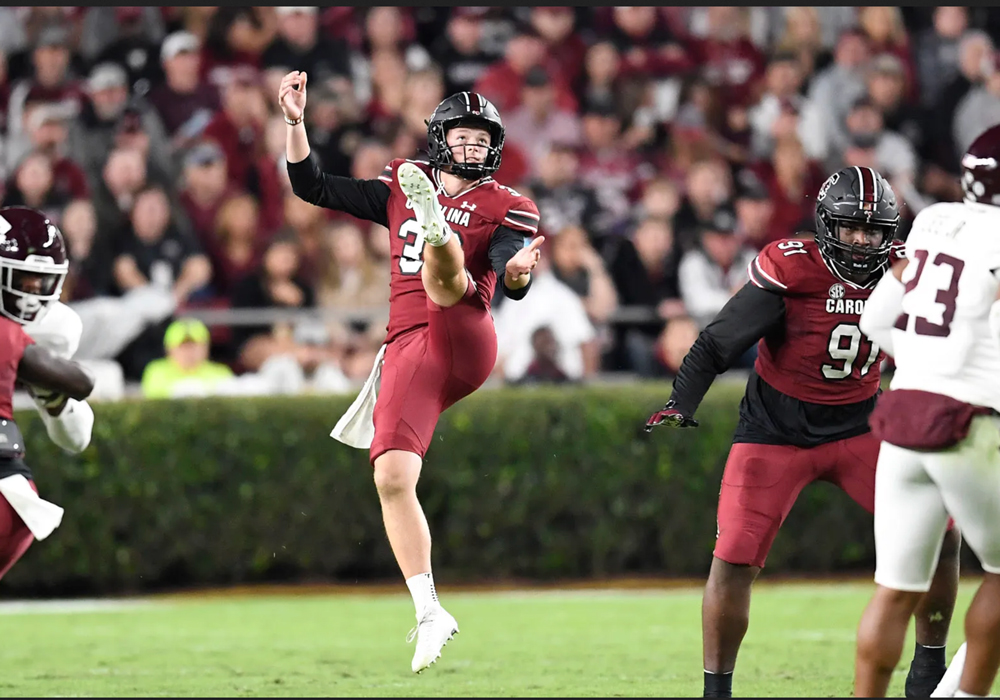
{"left": 955, "top": 691, "right": 984, "bottom": 698}
{"left": 427, "top": 225, "right": 452, "bottom": 247}
{"left": 405, "top": 572, "right": 439, "bottom": 617}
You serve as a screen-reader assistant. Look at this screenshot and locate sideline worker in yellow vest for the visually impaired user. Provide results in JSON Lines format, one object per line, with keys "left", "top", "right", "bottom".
{"left": 141, "top": 318, "right": 234, "bottom": 398}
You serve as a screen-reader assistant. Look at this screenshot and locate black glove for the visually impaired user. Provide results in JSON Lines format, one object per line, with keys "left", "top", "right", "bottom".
{"left": 644, "top": 400, "right": 699, "bottom": 431}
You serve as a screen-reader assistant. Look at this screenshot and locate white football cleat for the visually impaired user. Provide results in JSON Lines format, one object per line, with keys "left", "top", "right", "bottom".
{"left": 397, "top": 162, "right": 451, "bottom": 247}
{"left": 931, "top": 642, "right": 967, "bottom": 697}
{"left": 407, "top": 606, "right": 459, "bottom": 674}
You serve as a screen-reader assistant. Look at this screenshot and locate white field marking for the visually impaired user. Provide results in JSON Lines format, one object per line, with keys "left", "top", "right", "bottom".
{"left": 0, "top": 598, "right": 159, "bottom": 615}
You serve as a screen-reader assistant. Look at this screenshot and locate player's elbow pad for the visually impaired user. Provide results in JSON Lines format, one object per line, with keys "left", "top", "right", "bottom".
{"left": 39, "top": 398, "right": 94, "bottom": 454}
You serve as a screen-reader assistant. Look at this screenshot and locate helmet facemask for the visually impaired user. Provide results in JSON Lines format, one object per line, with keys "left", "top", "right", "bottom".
{"left": 817, "top": 209, "right": 895, "bottom": 279}
{"left": 0, "top": 256, "right": 68, "bottom": 324}
{"left": 427, "top": 117, "right": 505, "bottom": 181}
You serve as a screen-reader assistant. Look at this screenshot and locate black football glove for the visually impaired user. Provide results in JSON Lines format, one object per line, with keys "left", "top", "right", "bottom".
{"left": 644, "top": 400, "right": 699, "bottom": 431}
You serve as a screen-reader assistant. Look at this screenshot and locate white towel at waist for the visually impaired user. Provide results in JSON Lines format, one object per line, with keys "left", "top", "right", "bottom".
{"left": 330, "top": 343, "right": 387, "bottom": 449}
{"left": 0, "top": 474, "right": 64, "bottom": 540}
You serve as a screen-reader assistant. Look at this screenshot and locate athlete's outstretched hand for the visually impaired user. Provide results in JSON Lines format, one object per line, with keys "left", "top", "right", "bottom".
{"left": 506, "top": 235, "right": 545, "bottom": 284}
{"left": 279, "top": 70, "right": 308, "bottom": 121}
{"left": 645, "top": 400, "right": 699, "bottom": 431}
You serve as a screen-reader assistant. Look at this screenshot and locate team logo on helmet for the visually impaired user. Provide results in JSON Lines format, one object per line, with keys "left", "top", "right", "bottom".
{"left": 817, "top": 172, "right": 839, "bottom": 202}
{"left": 828, "top": 283, "right": 846, "bottom": 300}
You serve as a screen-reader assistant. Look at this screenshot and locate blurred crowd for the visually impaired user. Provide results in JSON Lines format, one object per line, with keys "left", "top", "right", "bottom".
{"left": 0, "top": 6, "right": 995, "bottom": 397}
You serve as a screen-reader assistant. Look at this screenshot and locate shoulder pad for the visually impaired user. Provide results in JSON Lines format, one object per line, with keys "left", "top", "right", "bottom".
{"left": 23, "top": 302, "right": 83, "bottom": 359}
{"left": 497, "top": 187, "right": 540, "bottom": 234}
{"left": 747, "top": 238, "right": 815, "bottom": 294}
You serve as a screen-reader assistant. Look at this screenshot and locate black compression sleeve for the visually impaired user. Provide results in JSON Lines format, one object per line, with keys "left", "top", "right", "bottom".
{"left": 286, "top": 153, "right": 391, "bottom": 227}
{"left": 489, "top": 225, "right": 532, "bottom": 300}
{"left": 668, "top": 282, "right": 786, "bottom": 416}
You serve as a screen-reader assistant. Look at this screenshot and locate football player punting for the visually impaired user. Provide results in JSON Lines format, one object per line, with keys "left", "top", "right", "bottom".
{"left": 646, "top": 167, "right": 959, "bottom": 698}
{"left": 280, "top": 71, "right": 542, "bottom": 673}
{"left": 854, "top": 124, "right": 1000, "bottom": 698}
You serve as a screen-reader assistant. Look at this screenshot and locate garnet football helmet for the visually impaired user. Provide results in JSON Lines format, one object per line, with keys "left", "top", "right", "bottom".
{"left": 814, "top": 166, "right": 899, "bottom": 279}
{"left": 425, "top": 91, "right": 505, "bottom": 181}
{"left": 961, "top": 124, "right": 1000, "bottom": 206}
{"left": 0, "top": 206, "right": 69, "bottom": 324}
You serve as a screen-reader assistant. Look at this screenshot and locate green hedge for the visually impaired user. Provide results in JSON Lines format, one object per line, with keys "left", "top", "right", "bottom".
{"left": 2, "top": 381, "right": 887, "bottom": 596}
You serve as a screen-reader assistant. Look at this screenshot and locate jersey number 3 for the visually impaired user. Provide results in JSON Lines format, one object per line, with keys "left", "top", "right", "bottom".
{"left": 894, "top": 249, "right": 965, "bottom": 337}
{"left": 398, "top": 219, "right": 427, "bottom": 275}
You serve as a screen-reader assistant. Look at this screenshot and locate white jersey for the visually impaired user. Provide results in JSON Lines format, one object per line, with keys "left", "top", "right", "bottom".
{"left": 888, "top": 201, "right": 1000, "bottom": 410}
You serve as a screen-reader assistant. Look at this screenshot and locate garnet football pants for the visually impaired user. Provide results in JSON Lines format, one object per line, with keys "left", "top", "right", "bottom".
{"left": 0, "top": 481, "right": 36, "bottom": 580}
{"left": 370, "top": 282, "right": 497, "bottom": 464}
{"left": 874, "top": 416, "right": 1000, "bottom": 592}
{"left": 714, "top": 433, "right": 879, "bottom": 568}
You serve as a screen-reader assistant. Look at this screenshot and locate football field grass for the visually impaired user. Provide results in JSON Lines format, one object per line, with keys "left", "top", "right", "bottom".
{"left": 0, "top": 579, "right": 992, "bottom": 697}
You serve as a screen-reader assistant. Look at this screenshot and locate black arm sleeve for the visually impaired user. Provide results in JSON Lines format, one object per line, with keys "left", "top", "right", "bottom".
{"left": 668, "top": 282, "right": 786, "bottom": 416}
{"left": 286, "top": 153, "right": 391, "bottom": 227}
{"left": 489, "top": 225, "right": 532, "bottom": 300}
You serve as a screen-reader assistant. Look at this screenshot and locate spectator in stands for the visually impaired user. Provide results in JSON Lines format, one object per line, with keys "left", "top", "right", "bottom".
{"left": 505, "top": 66, "right": 582, "bottom": 175}
{"left": 493, "top": 252, "right": 598, "bottom": 384}
{"left": 141, "top": 317, "right": 234, "bottom": 399}
{"left": 673, "top": 157, "right": 733, "bottom": 252}
{"left": 759, "top": 136, "right": 826, "bottom": 240}
{"left": 866, "top": 53, "right": 923, "bottom": 154}
{"left": 261, "top": 6, "right": 352, "bottom": 103}
{"left": 530, "top": 142, "right": 608, "bottom": 247}
{"left": 230, "top": 233, "right": 316, "bottom": 372}
{"left": 6, "top": 25, "right": 85, "bottom": 153}
{"left": 317, "top": 220, "right": 390, "bottom": 356}
{"left": 430, "top": 8, "right": 492, "bottom": 98}
{"left": 657, "top": 314, "right": 700, "bottom": 376}
{"left": 529, "top": 7, "right": 587, "bottom": 88}
{"left": 773, "top": 7, "right": 832, "bottom": 90}
{"left": 114, "top": 185, "right": 212, "bottom": 306}
{"left": 9, "top": 100, "right": 87, "bottom": 201}
{"left": 576, "top": 40, "right": 621, "bottom": 109}
{"left": 913, "top": 7, "right": 968, "bottom": 111}
{"left": 361, "top": 7, "right": 432, "bottom": 72}
{"left": 549, "top": 224, "right": 619, "bottom": 328}
{"left": 678, "top": 209, "right": 756, "bottom": 332}
{"left": 515, "top": 326, "right": 573, "bottom": 385}
{"left": 687, "top": 7, "right": 765, "bottom": 109}
{"left": 147, "top": 31, "right": 219, "bottom": 145}
{"left": 60, "top": 198, "right": 115, "bottom": 303}
{"left": 857, "top": 7, "right": 917, "bottom": 102}
{"left": 475, "top": 24, "right": 576, "bottom": 114}
{"left": 607, "top": 216, "right": 685, "bottom": 375}
{"left": 806, "top": 29, "right": 871, "bottom": 163}
{"left": 70, "top": 62, "right": 172, "bottom": 182}
{"left": 604, "top": 6, "right": 692, "bottom": 80}
{"left": 577, "top": 92, "right": 655, "bottom": 234}
{"left": 208, "top": 193, "right": 266, "bottom": 299}
{"left": 732, "top": 168, "right": 775, "bottom": 250}
{"left": 92, "top": 146, "right": 151, "bottom": 238}
{"left": 83, "top": 7, "right": 165, "bottom": 92}
{"left": 748, "top": 51, "right": 826, "bottom": 162}
{"left": 177, "top": 140, "right": 240, "bottom": 245}
{"left": 302, "top": 79, "right": 369, "bottom": 183}
{"left": 280, "top": 190, "right": 329, "bottom": 289}
{"left": 953, "top": 52, "right": 1000, "bottom": 163}
{"left": 201, "top": 65, "right": 268, "bottom": 196}
{"left": 925, "top": 30, "right": 993, "bottom": 173}
{"left": 2, "top": 150, "right": 70, "bottom": 220}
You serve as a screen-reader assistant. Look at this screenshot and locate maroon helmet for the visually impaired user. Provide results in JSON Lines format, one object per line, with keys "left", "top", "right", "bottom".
{"left": 0, "top": 206, "right": 69, "bottom": 324}
{"left": 961, "top": 124, "right": 1000, "bottom": 205}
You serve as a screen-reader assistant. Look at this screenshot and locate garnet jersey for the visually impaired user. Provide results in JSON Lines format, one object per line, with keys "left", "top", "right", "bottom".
{"left": 377, "top": 158, "right": 539, "bottom": 342}
{"left": 747, "top": 236, "right": 903, "bottom": 405}
{"left": 286, "top": 152, "right": 539, "bottom": 345}
{"left": 881, "top": 202, "right": 1000, "bottom": 411}
{"left": 668, "top": 235, "right": 905, "bottom": 447}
